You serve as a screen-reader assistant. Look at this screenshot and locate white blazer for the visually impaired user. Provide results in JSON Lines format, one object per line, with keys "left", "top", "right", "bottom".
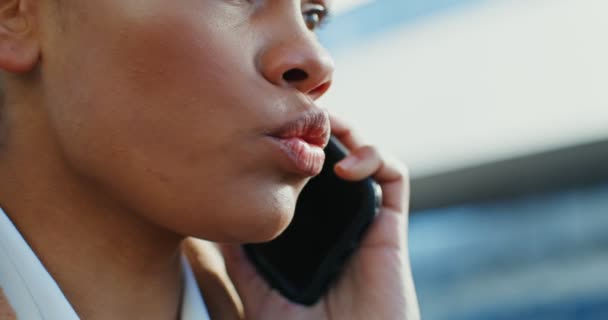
{"left": 0, "top": 208, "right": 210, "bottom": 320}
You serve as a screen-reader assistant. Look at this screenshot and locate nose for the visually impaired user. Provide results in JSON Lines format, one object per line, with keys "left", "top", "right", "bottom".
{"left": 259, "top": 33, "right": 334, "bottom": 100}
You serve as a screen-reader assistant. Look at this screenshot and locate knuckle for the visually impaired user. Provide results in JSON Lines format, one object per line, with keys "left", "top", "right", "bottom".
{"left": 397, "top": 161, "right": 410, "bottom": 179}
{"left": 342, "top": 129, "right": 355, "bottom": 141}
{"left": 386, "top": 154, "right": 410, "bottom": 180}
{"left": 360, "top": 145, "right": 379, "bottom": 157}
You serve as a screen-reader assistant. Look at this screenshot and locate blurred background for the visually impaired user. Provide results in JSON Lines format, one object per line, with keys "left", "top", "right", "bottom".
{"left": 317, "top": 0, "right": 608, "bottom": 319}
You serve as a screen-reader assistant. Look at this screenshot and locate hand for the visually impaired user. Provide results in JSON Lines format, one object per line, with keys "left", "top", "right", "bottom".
{"left": 0, "top": 288, "right": 17, "bottom": 320}
{"left": 186, "top": 114, "right": 420, "bottom": 320}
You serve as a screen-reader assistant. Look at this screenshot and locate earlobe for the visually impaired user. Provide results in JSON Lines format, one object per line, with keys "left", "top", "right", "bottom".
{"left": 0, "top": 0, "right": 39, "bottom": 73}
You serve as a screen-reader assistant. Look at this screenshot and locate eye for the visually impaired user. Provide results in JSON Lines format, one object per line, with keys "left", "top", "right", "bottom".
{"left": 302, "top": 2, "right": 329, "bottom": 31}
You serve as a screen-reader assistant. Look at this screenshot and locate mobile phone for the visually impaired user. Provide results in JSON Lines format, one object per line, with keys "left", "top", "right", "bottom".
{"left": 243, "top": 135, "right": 382, "bottom": 305}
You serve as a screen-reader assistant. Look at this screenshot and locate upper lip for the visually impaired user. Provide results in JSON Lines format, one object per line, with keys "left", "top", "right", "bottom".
{"left": 268, "top": 108, "right": 331, "bottom": 149}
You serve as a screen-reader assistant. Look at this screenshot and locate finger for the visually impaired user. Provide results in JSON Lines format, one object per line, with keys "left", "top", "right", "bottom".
{"left": 328, "top": 113, "right": 365, "bottom": 150}
{"left": 218, "top": 243, "right": 273, "bottom": 316}
{"left": 334, "top": 145, "right": 381, "bottom": 181}
{"left": 334, "top": 146, "right": 409, "bottom": 212}
{"left": 372, "top": 154, "right": 410, "bottom": 214}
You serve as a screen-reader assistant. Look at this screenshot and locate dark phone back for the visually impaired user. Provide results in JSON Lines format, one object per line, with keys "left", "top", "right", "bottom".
{"left": 244, "top": 136, "right": 381, "bottom": 305}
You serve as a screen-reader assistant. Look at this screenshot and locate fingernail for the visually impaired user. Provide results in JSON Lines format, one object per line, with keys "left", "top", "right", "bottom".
{"left": 338, "top": 156, "right": 358, "bottom": 169}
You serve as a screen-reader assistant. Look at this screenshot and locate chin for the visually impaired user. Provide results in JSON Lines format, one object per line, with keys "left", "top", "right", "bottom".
{"left": 240, "top": 185, "right": 305, "bottom": 243}
{"left": 240, "top": 202, "right": 296, "bottom": 243}
{"left": 181, "top": 187, "right": 297, "bottom": 243}
{"left": 172, "top": 174, "right": 309, "bottom": 243}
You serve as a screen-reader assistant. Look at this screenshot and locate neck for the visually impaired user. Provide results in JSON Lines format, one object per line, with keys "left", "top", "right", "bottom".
{"left": 0, "top": 101, "right": 185, "bottom": 320}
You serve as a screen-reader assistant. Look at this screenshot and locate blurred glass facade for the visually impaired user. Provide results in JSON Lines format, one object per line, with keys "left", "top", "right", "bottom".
{"left": 320, "top": 0, "right": 608, "bottom": 319}
{"left": 320, "top": 0, "right": 484, "bottom": 53}
{"left": 411, "top": 183, "right": 608, "bottom": 319}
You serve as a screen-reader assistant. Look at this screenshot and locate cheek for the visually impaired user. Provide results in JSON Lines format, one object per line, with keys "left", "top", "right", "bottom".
{"left": 43, "top": 5, "right": 296, "bottom": 241}
{"left": 79, "top": 12, "right": 262, "bottom": 186}
{"left": 51, "top": 6, "right": 253, "bottom": 169}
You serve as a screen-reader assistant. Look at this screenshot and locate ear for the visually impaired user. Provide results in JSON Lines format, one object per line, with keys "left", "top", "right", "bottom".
{"left": 0, "top": 0, "right": 39, "bottom": 73}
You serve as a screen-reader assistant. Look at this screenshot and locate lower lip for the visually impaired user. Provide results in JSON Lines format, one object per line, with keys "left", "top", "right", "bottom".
{"left": 268, "top": 137, "right": 326, "bottom": 176}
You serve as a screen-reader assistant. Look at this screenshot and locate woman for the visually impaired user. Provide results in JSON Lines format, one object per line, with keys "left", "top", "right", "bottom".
{"left": 0, "top": 0, "right": 419, "bottom": 319}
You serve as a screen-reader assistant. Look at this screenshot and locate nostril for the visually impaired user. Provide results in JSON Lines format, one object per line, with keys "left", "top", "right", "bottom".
{"left": 283, "top": 68, "right": 308, "bottom": 83}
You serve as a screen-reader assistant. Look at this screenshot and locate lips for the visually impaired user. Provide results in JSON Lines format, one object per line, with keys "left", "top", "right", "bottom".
{"left": 270, "top": 109, "right": 331, "bottom": 148}
{"left": 267, "top": 109, "right": 331, "bottom": 176}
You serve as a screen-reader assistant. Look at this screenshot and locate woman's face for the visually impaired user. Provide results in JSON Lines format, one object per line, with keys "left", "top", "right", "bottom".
{"left": 39, "top": 0, "right": 334, "bottom": 242}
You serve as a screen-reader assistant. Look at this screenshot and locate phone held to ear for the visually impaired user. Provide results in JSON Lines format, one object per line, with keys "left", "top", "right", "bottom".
{"left": 244, "top": 136, "right": 382, "bottom": 305}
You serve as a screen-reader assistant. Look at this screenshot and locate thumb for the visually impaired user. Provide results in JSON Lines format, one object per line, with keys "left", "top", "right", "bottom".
{"left": 219, "top": 244, "right": 274, "bottom": 316}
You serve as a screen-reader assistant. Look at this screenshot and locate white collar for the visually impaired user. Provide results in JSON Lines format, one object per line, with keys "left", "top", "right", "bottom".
{"left": 180, "top": 254, "right": 211, "bottom": 320}
{"left": 0, "top": 207, "right": 210, "bottom": 320}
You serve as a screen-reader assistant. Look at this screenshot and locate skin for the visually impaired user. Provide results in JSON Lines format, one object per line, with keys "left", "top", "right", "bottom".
{"left": 0, "top": 0, "right": 420, "bottom": 319}
{"left": 0, "top": 288, "right": 16, "bottom": 320}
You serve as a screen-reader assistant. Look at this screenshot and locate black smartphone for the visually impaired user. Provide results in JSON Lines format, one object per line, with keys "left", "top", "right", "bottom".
{"left": 243, "top": 135, "right": 382, "bottom": 306}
